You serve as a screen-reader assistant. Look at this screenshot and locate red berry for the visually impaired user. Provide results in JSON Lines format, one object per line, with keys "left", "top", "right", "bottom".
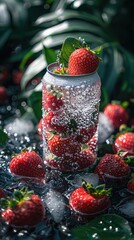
{"left": 0, "top": 86, "right": 7, "bottom": 103}
{"left": 9, "top": 151, "right": 45, "bottom": 178}
{"left": 1, "top": 190, "right": 45, "bottom": 227}
{"left": 95, "top": 154, "right": 130, "bottom": 180}
{"left": 43, "top": 88, "right": 63, "bottom": 111}
{"left": 44, "top": 111, "right": 67, "bottom": 132}
{"left": 12, "top": 70, "right": 23, "bottom": 85}
{"left": 46, "top": 149, "right": 96, "bottom": 172}
{"left": 127, "top": 174, "right": 134, "bottom": 193}
{"left": 48, "top": 135, "right": 81, "bottom": 157}
{"left": 0, "top": 188, "right": 6, "bottom": 198}
{"left": 104, "top": 103, "right": 129, "bottom": 129}
{"left": 68, "top": 48, "right": 99, "bottom": 75}
{"left": 75, "top": 125, "right": 97, "bottom": 144}
{"left": 113, "top": 132, "right": 134, "bottom": 156}
{"left": 69, "top": 181, "right": 110, "bottom": 215}
{"left": 0, "top": 67, "right": 9, "bottom": 84}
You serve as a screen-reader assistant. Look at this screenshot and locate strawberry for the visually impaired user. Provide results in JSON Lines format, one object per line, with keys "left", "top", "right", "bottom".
{"left": 46, "top": 149, "right": 96, "bottom": 172}
{"left": 87, "top": 135, "right": 97, "bottom": 153}
{"left": 127, "top": 174, "right": 134, "bottom": 193}
{"left": 75, "top": 125, "right": 97, "bottom": 144}
{"left": 0, "top": 86, "right": 7, "bottom": 103}
{"left": 9, "top": 150, "right": 45, "bottom": 178}
{"left": 73, "top": 149, "right": 97, "bottom": 170}
{"left": 104, "top": 103, "right": 129, "bottom": 129}
{"left": 69, "top": 180, "right": 111, "bottom": 215}
{"left": 1, "top": 188, "right": 45, "bottom": 227}
{"left": 113, "top": 132, "right": 134, "bottom": 156}
{"left": 0, "top": 67, "right": 9, "bottom": 84}
{"left": 95, "top": 154, "right": 131, "bottom": 185}
{"left": 0, "top": 188, "right": 6, "bottom": 198}
{"left": 68, "top": 48, "right": 99, "bottom": 75}
{"left": 12, "top": 70, "right": 23, "bottom": 85}
{"left": 48, "top": 135, "right": 81, "bottom": 157}
{"left": 44, "top": 111, "right": 67, "bottom": 132}
{"left": 43, "top": 87, "right": 63, "bottom": 111}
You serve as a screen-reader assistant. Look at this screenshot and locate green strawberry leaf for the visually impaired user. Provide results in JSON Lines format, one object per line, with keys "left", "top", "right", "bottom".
{"left": 0, "top": 128, "right": 8, "bottom": 145}
{"left": 58, "top": 37, "right": 84, "bottom": 67}
{"left": 71, "top": 214, "right": 133, "bottom": 240}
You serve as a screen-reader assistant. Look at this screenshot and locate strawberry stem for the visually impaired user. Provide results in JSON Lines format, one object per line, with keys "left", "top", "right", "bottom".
{"left": 82, "top": 179, "right": 112, "bottom": 197}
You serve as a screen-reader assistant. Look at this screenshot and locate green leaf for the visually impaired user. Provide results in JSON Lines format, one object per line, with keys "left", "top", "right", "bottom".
{"left": 28, "top": 90, "right": 42, "bottom": 121}
{"left": 58, "top": 37, "right": 83, "bottom": 67}
{"left": 21, "top": 54, "right": 46, "bottom": 90}
{"left": 42, "top": 46, "right": 57, "bottom": 65}
{"left": 71, "top": 214, "right": 132, "bottom": 240}
{"left": 0, "top": 129, "right": 8, "bottom": 145}
{"left": 0, "top": 29, "right": 11, "bottom": 49}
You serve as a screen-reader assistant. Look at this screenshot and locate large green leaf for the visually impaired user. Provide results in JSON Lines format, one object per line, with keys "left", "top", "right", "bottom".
{"left": 36, "top": 9, "right": 106, "bottom": 28}
{"left": 31, "top": 20, "right": 110, "bottom": 45}
{"left": 0, "top": 29, "right": 11, "bottom": 48}
{"left": 21, "top": 54, "right": 46, "bottom": 90}
{"left": 32, "top": 32, "right": 104, "bottom": 53}
{"left": 4, "top": 0, "right": 28, "bottom": 29}
{"left": 71, "top": 214, "right": 133, "bottom": 240}
{"left": 28, "top": 90, "right": 42, "bottom": 121}
{"left": 0, "top": 129, "right": 8, "bottom": 145}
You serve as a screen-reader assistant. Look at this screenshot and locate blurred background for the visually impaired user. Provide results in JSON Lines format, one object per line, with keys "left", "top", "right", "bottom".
{"left": 0, "top": 0, "right": 134, "bottom": 124}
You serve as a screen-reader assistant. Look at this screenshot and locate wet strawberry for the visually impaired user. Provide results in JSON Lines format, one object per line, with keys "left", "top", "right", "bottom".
{"left": 68, "top": 48, "right": 99, "bottom": 75}
{"left": 0, "top": 86, "right": 7, "bottom": 103}
{"left": 12, "top": 70, "right": 23, "bottom": 85}
{"left": 44, "top": 111, "right": 67, "bottom": 132}
{"left": 48, "top": 135, "right": 81, "bottom": 157}
{"left": 75, "top": 125, "right": 97, "bottom": 144}
{"left": 127, "top": 174, "right": 134, "bottom": 193}
{"left": 69, "top": 180, "right": 111, "bottom": 215}
{"left": 43, "top": 87, "right": 63, "bottom": 111}
{"left": 104, "top": 103, "right": 129, "bottom": 129}
{"left": 95, "top": 154, "right": 131, "bottom": 182}
{"left": 87, "top": 135, "right": 97, "bottom": 153}
{"left": 9, "top": 150, "right": 45, "bottom": 178}
{"left": 0, "top": 188, "right": 6, "bottom": 198}
{"left": 46, "top": 149, "right": 96, "bottom": 172}
{"left": 1, "top": 188, "right": 45, "bottom": 227}
{"left": 113, "top": 132, "right": 134, "bottom": 156}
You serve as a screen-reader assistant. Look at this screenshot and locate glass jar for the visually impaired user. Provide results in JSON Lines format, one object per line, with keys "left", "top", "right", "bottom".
{"left": 42, "top": 62, "right": 101, "bottom": 173}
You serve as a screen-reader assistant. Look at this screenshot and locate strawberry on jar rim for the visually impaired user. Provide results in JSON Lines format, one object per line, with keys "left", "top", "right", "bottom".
{"left": 1, "top": 188, "right": 45, "bottom": 227}
{"left": 69, "top": 180, "right": 111, "bottom": 215}
{"left": 68, "top": 48, "right": 99, "bottom": 75}
{"left": 113, "top": 132, "right": 134, "bottom": 156}
{"left": 9, "top": 149, "right": 45, "bottom": 178}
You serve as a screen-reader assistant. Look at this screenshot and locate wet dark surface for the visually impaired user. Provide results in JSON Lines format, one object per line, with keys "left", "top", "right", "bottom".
{"left": 0, "top": 86, "right": 134, "bottom": 239}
